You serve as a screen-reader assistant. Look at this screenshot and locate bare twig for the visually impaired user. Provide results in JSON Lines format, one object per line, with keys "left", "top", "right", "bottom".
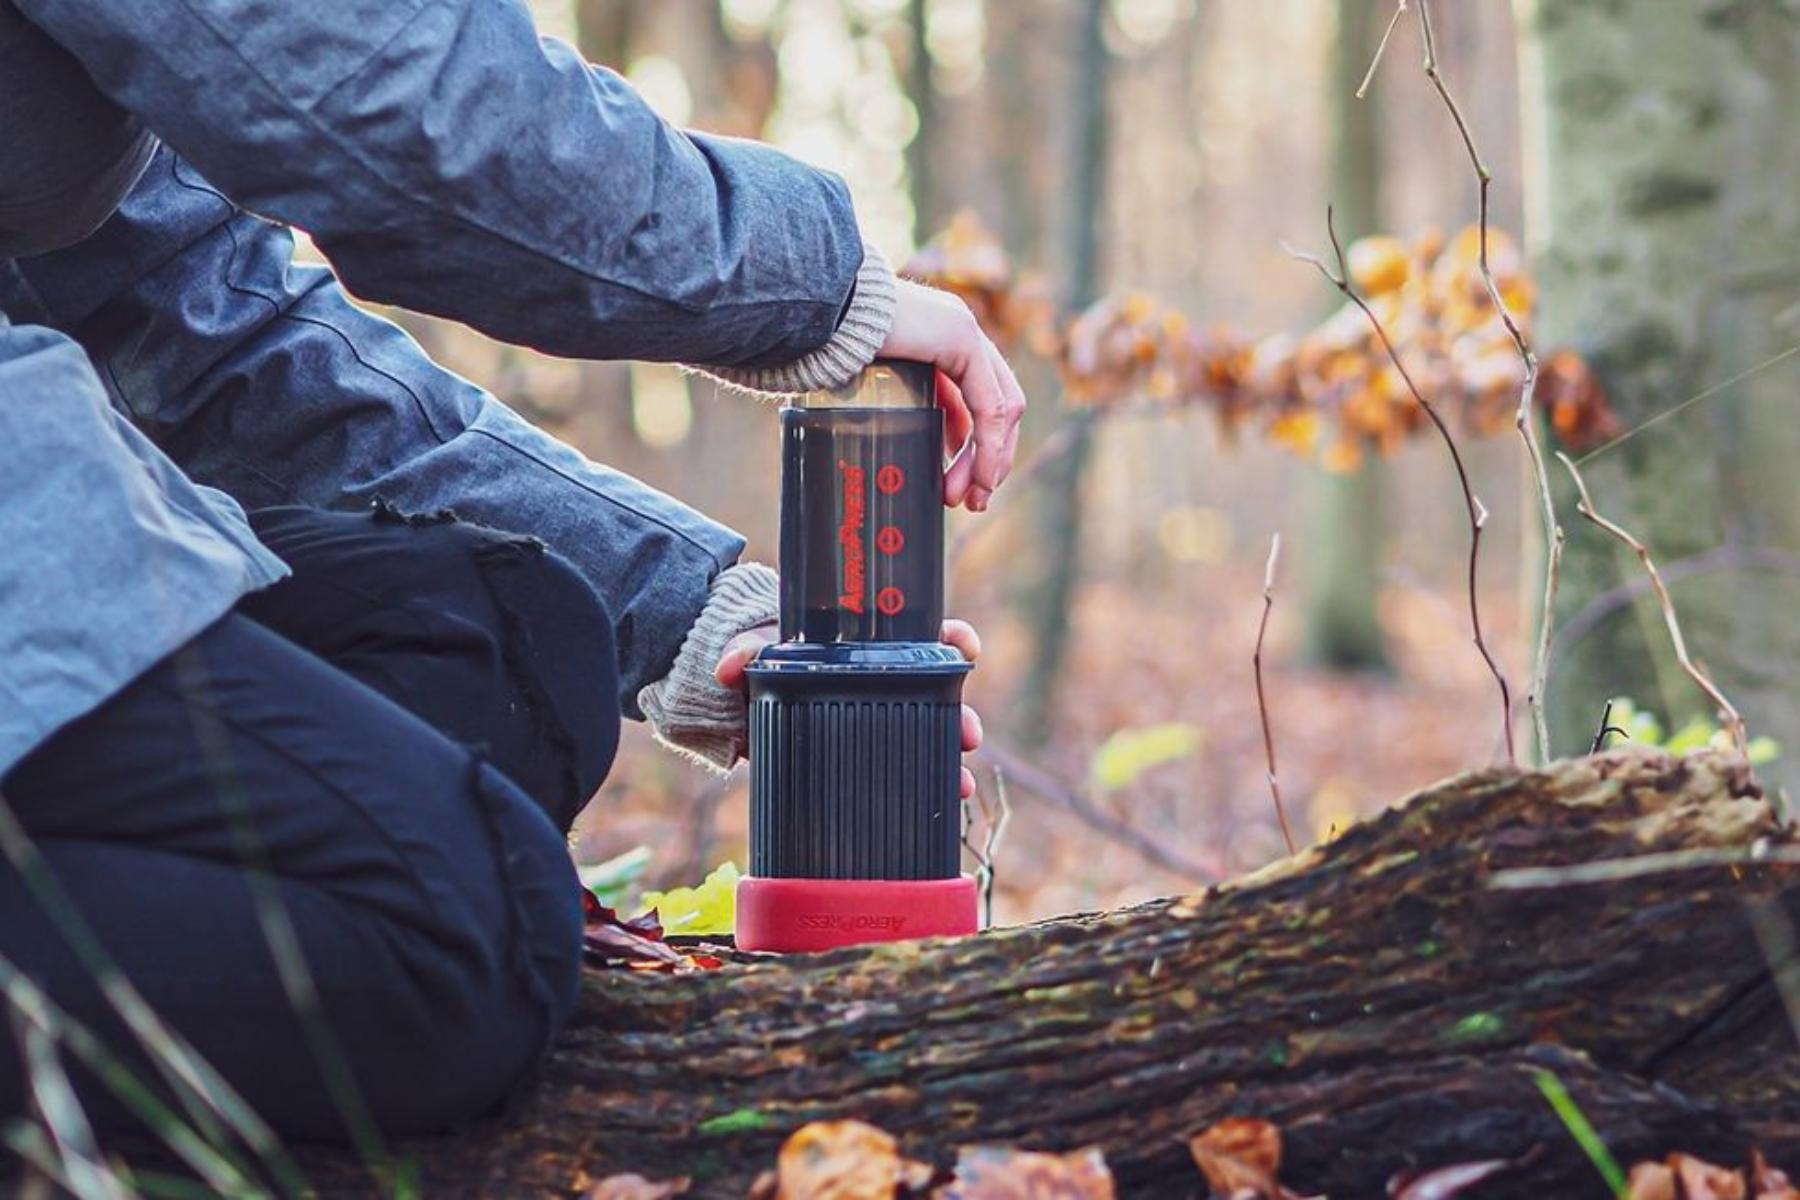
{"left": 1253, "top": 534, "right": 1298, "bottom": 855}
{"left": 1587, "top": 700, "right": 1629, "bottom": 755}
{"left": 1490, "top": 842, "right": 1800, "bottom": 889}
{"left": 975, "top": 744, "right": 1225, "bottom": 884}
{"left": 1552, "top": 544, "right": 1800, "bottom": 666}
{"left": 1557, "top": 452, "right": 1749, "bottom": 756}
{"left": 1406, "top": 0, "right": 1562, "bottom": 765}
{"left": 1355, "top": 0, "right": 1409, "bottom": 99}
{"left": 957, "top": 767, "right": 1014, "bottom": 929}
{"left": 1286, "top": 209, "right": 1516, "bottom": 763}
{"left": 1575, "top": 343, "right": 1800, "bottom": 466}
{"left": 959, "top": 772, "right": 1010, "bottom": 929}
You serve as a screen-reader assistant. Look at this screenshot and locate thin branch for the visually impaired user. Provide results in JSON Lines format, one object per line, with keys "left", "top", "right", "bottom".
{"left": 1490, "top": 842, "right": 1800, "bottom": 890}
{"left": 1575, "top": 343, "right": 1800, "bottom": 465}
{"left": 1412, "top": 0, "right": 1560, "bottom": 765}
{"left": 1551, "top": 544, "right": 1800, "bottom": 667}
{"left": 984, "top": 768, "right": 1012, "bottom": 926}
{"left": 1286, "top": 208, "right": 1516, "bottom": 764}
{"left": 1355, "top": 1, "right": 1409, "bottom": 100}
{"left": 976, "top": 744, "right": 1225, "bottom": 884}
{"left": 959, "top": 767, "right": 1013, "bottom": 930}
{"left": 1253, "top": 534, "right": 1297, "bottom": 855}
{"left": 1556, "top": 452, "right": 1749, "bottom": 756}
{"left": 1588, "top": 700, "right": 1629, "bottom": 756}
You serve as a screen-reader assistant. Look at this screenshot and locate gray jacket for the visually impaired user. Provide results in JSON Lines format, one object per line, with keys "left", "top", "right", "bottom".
{"left": 0, "top": 0, "right": 890, "bottom": 774}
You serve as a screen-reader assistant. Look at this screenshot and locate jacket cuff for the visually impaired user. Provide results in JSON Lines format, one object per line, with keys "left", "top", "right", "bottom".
{"left": 697, "top": 241, "right": 898, "bottom": 396}
{"left": 636, "top": 562, "right": 780, "bottom": 772}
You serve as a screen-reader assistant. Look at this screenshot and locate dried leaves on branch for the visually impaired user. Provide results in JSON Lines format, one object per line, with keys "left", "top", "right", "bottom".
{"left": 903, "top": 215, "right": 1617, "bottom": 473}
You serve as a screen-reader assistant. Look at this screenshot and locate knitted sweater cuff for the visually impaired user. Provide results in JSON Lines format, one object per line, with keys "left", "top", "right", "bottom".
{"left": 698, "top": 241, "right": 898, "bottom": 396}
{"left": 636, "top": 562, "right": 780, "bottom": 772}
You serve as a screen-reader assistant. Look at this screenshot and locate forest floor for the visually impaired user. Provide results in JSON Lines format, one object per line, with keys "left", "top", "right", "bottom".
{"left": 572, "top": 559, "right": 1522, "bottom": 924}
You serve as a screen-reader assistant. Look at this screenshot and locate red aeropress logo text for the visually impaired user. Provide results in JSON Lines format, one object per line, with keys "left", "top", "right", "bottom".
{"left": 839, "top": 461, "right": 910, "bottom": 617}
{"left": 837, "top": 461, "right": 866, "bottom": 614}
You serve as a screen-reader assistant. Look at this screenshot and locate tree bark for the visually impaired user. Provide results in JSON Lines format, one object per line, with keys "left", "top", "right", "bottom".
{"left": 1521, "top": 0, "right": 1800, "bottom": 795}
{"left": 303, "top": 751, "right": 1799, "bottom": 1198}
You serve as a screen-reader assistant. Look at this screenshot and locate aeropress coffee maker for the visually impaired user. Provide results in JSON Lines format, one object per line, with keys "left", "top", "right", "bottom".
{"left": 735, "top": 359, "right": 979, "bottom": 952}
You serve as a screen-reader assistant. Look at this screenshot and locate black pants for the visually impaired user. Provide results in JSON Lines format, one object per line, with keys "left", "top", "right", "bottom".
{"left": 0, "top": 505, "right": 621, "bottom": 1140}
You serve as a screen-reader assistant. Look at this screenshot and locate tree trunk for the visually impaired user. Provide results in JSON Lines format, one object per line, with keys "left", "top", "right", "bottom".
{"left": 1522, "top": 1, "right": 1800, "bottom": 795}
{"left": 302, "top": 750, "right": 1799, "bottom": 1197}
{"left": 1300, "top": 0, "right": 1390, "bottom": 673}
{"left": 1014, "top": 0, "right": 1110, "bottom": 746}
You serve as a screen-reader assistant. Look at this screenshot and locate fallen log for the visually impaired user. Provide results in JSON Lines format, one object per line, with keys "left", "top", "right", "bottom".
{"left": 310, "top": 749, "right": 1800, "bottom": 1198}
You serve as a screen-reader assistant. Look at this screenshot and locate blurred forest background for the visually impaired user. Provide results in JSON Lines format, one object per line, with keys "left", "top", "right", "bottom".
{"left": 364, "top": 0, "right": 1798, "bottom": 923}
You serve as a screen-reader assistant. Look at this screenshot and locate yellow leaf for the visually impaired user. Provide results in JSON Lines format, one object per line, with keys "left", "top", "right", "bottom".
{"left": 641, "top": 861, "right": 741, "bottom": 936}
{"left": 1089, "top": 724, "right": 1203, "bottom": 792}
{"left": 1268, "top": 410, "right": 1322, "bottom": 456}
{"left": 1347, "top": 235, "right": 1410, "bottom": 295}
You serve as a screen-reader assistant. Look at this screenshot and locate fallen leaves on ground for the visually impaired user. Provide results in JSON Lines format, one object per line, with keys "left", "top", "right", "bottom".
{"left": 747, "top": 1121, "right": 931, "bottom": 1199}
{"left": 1188, "top": 1118, "right": 1320, "bottom": 1200}
{"left": 1625, "top": 1150, "right": 1800, "bottom": 1200}
{"left": 573, "top": 1116, "right": 1800, "bottom": 1200}
{"left": 581, "top": 1173, "right": 691, "bottom": 1199}
{"left": 1387, "top": 1150, "right": 1536, "bottom": 1199}
{"left": 581, "top": 890, "right": 724, "bottom": 974}
{"left": 938, "top": 1146, "right": 1115, "bottom": 1199}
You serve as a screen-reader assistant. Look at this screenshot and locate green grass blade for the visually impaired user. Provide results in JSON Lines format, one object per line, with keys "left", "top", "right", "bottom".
{"left": 1533, "top": 1068, "right": 1627, "bottom": 1197}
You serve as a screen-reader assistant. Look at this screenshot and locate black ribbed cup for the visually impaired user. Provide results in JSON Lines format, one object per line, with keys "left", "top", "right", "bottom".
{"left": 747, "top": 647, "right": 967, "bottom": 880}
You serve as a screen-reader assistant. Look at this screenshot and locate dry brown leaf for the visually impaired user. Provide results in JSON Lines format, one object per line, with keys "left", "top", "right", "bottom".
{"left": 775, "top": 1120, "right": 928, "bottom": 1200}
{"left": 584, "top": 1174, "right": 689, "bottom": 1200}
{"left": 1626, "top": 1161, "right": 1678, "bottom": 1200}
{"left": 1188, "top": 1118, "right": 1321, "bottom": 1200}
{"left": 935, "top": 1145, "right": 1114, "bottom": 1199}
{"left": 1753, "top": 1150, "right": 1800, "bottom": 1199}
{"left": 1673, "top": 1153, "right": 1749, "bottom": 1200}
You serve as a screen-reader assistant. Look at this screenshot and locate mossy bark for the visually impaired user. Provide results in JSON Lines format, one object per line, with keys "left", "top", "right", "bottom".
{"left": 1520, "top": 0, "right": 1800, "bottom": 791}
{"left": 301, "top": 751, "right": 1798, "bottom": 1198}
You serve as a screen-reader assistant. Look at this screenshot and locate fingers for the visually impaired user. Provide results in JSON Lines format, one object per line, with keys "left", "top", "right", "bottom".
{"left": 941, "top": 619, "right": 982, "bottom": 662}
{"left": 957, "top": 348, "right": 1010, "bottom": 512}
{"left": 960, "top": 765, "right": 977, "bottom": 800}
{"left": 714, "top": 623, "right": 778, "bottom": 690}
{"left": 880, "top": 280, "right": 1025, "bottom": 512}
{"left": 960, "top": 703, "right": 983, "bottom": 753}
{"left": 994, "top": 347, "right": 1026, "bottom": 486}
{"left": 940, "top": 373, "right": 977, "bottom": 507}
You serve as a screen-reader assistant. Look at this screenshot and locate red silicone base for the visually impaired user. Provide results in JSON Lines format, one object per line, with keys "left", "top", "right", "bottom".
{"left": 736, "top": 875, "right": 979, "bottom": 953}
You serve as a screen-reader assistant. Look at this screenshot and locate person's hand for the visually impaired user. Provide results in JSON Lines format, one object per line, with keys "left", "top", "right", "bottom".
{"left": 880, "top": 280, "right": 1026, "bottom": 513}
{"left": 716, "top": 618, "right": 985, "bottom": 798}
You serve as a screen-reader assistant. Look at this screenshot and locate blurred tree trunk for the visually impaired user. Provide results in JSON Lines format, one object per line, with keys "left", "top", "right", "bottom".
{"left": 904, "top": 0, "right": 940, "bottom": 243}
{"left": 1015, "top": 0, "right": 1109, "bottom": 746}
{"left": 573, "top": 0, "right": 635, "bottom": 68}
{"left": 1524, "top": 1, "right": 1800, "bottom": 795}
{"left": 1300, "top": 0, "right": 1389, "bottom": 672}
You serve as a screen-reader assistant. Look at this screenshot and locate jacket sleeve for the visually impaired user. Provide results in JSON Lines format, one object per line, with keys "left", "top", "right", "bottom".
{"left": 13, "top": 0, "right": 863, "bottom": 369}
{"left": 2, "top": 150, "right": 744, "bottom": 715}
